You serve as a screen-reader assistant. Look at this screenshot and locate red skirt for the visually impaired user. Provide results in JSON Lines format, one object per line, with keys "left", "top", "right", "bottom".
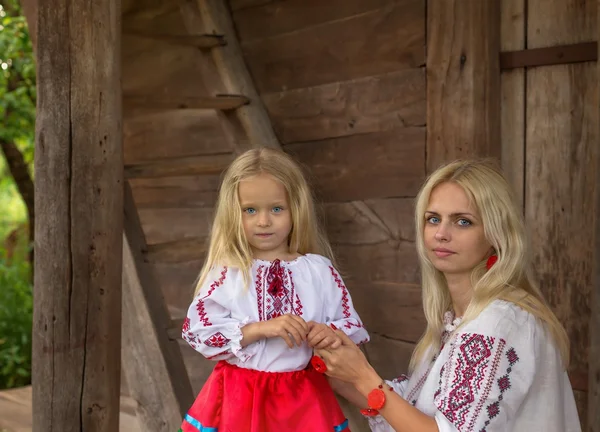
{"left": 180, "top": 361, "right": 350, "bottom": 432}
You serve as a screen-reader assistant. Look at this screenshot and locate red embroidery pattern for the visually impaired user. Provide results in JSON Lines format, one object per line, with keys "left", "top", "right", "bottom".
{"left": 195, "top": 267, "right": 228, "bottom": 327}
{"left": 257, "top": 261, "right": 304, "bottom": 320}
{"left": 435, "top": 333, "right": 510, "bottom": 432}
{"left": 329, "top": 266, "right": 363, "bottom": 331}
{"left": 204, "top": 332, "right": 231, "bottom": 348}
{"left": 206, "top": 350, "right": 229, "bottom": 360}
{"left": 480, "top": 347, "right": 520, "bottom": 430}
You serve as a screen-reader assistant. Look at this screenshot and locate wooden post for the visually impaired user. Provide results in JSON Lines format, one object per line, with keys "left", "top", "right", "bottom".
{"left": 590, "top": 6, "right": 600, "bottom": 427}
{"left": 426, "top": 0, "right": 501, "bottom": 172}
{"left": 32, "top": 0, "right": 122, "bottom": 430}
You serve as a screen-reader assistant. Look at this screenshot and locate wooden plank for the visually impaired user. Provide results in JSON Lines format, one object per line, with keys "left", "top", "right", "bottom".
{"left": 334, "top": 241, "right": 421, "bottom": 287}
{"left": 351, "top": 282, "right": 425, "bottom": 343}
{"left": 284, "top": 128, "right": 426, "bottom": 202}
{"left": 146, "top": 237, "right": 208, "bottom": 263}
{"left": 363, "top": 334, "right": 415, "bottom": 384}
{"left": 197, "top": 0, "right": 282, "bottom": 150}
{"left": 124, "top": 154, "right": 232, "bottom": 179}
{"left": 500, "top": 42, "right": 598, "bottom": 69}
{"left": 129, "top": 176, "right": 220, "bottom": 209}
{"left": 526, "top": 1, "right": 597, "bottom": 427}
{"left": 590, "top": 10, "right": 600, "bottom": 430}
{"left": 123, "top": 1, "right": 195, "bottom": 35}
{"left": 500, "top": 0, "right": 525, "bottom": 208}
{"left": 426, "top": 0, "right": 501, "bottom": 172}
{"left": 262, "top": 68, "right": 426, "bottom": 144}
{"left": 121, "top": 183, "right": 194, "bottom": 431}
{"left": 138, "top": 208, "right": 214, "bottom": 244}
{"left": 124, "top": 94, "right": 249, "bottom": 111}
{"left": 241, "top": 1, "right": 425, "bottom": 93}
{"left": 324, "top": 199, "right": 415, "bottom": 246}
{"left": 124, "top": 110, "right": 233, "bottom": 164}
{"left": 0, "top": 386, "right": 144, "bottom": 432}
{"left": 229, "top": 0, "right": 275, "bottom": 11}
{"left": 32, "top": 0, "right": 122, "bottom": 429}
{"left": 153, "top": 261, "right": 203, "bottom": 316}
{"left": 122, "top": 34, "right": 211, "bottom": 97}
{"left": 232, "top": 0, "right": 395, "bottom": 42}
{"left": 122, "top": 32, "right": 225, "bottom": 49}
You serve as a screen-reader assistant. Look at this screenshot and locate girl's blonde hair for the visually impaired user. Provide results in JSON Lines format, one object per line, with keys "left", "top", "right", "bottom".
{"left": 410, "top": 159, "right": 570, "bottom": 369}
{"left": 194, "top": 148, "right": 335, "bottom": 296}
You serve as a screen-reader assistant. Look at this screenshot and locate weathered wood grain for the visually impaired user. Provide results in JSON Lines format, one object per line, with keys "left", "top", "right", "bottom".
{"left": 500, "top": 0, "right": 525, "bottom": 208}
{"left": 285, "top": 128, "right": 426, "bottom": 202}
{"left": 526, "top": 1, "right": 597, "bottom": 426}
{"left": 33, "top": 0, "right": 122, "bottom": 429}
{"left": 262, "top": 68, "right": 426, "bottom": 144}
{"left": 363, "top": 334, "right": 415, "bottom": 383}
{"left": 130, "top": 176, "right": 220, "bottom": 209}
{"left": 124, "top": 111, "right": 232, "bottom": 164}
{"left": 122, "top": 184, "right": 194, "bottom": 431}
{"left": 426, "top": 0, "right": 501, "bottom": 172}
{"left": 232, "top": 0, "right": 396, "bottom": 42}
{"left": 241, "top": 1, "right": 425, "bottom": 93}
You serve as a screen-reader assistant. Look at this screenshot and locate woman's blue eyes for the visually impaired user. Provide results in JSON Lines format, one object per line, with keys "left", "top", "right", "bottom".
{"left": 426, "top": 216, "right": 472, "bottom": 226}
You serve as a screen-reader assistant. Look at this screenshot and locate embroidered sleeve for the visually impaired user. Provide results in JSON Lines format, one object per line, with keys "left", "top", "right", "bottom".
{"left": 324, "top": 265, "right": 370, "bottom": 345}
{"left": 433, "top": 332, "right": 533, "bottom": 432}
{"left": 181, "top": 267, "right": 260, "bottom": 362}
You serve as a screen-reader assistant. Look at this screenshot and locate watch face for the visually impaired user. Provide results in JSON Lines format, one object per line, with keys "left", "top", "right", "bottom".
{"left": 368, "top": 388, "right": 386, "bottom": 410}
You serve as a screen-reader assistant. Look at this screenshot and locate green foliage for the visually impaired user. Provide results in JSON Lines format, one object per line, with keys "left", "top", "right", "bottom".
{"left": 0, "top": 0, "right": 34, "bottom": 390}
{"left": 0, "top": 0, "right": 36, "bottom": 157}
{"left": 0, "top": 248, "right": 32, "bottom": 389}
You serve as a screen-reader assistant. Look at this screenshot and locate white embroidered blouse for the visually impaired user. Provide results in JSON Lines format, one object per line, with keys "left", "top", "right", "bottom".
{"left": 368, "top": 300, "right": 581, "bottom": 432}
{"left": 182, "top": 253, "right": 370, "bottom": 373}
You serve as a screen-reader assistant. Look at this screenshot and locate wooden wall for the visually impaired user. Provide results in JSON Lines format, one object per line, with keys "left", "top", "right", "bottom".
{"left": 501, "top": 0, "right": 598, "bottom": 428}
{"left": 231, "top": 0, "right": 427, "bottom": 383}
{"left": 119, "top": 0, "right": 599, "bottom": 430}
{"left": 120, "top": 5, "right": 429, "bottom": 425}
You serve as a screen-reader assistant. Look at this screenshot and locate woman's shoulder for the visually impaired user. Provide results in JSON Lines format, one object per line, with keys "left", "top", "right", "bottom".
{"left": 461, "top": 300, "right": 542, "bottom": 343}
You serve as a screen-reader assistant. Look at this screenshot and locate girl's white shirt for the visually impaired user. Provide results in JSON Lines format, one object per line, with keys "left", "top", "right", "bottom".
{"left": 182, "top": 253, "right": 370, "bottom": 373}
{"left": 368, "top": 300, "right": 581, "bottom": 432}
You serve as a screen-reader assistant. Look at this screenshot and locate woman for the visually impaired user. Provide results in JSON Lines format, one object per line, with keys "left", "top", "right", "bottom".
{"left": 315, "top": 159, "right": 581, "bottom": 432}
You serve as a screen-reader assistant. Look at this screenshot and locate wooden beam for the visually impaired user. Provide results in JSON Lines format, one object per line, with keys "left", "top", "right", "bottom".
{"left": 590, "top": 7, "right": 600, "bottom": 428}
{"left": 123, "top": 32, "right": 226, "bottom": 49}
{"left": 426, "top": 0, "right": 501, "bottom": 172}
{"left": 145, "top": 237, "right": 208, "bottom": 263}
{"left": 196, "top": 0, "right": 281, "bottom": 150}
{"left": 124, "top": 154, "right": 232, "bottom": 179}
{"left": 500, "top": 0, "right": 526, "bottom": 208}
{"left": 32, "top": 0, "right": 122, "bottom": 430}
{"left": 500, "top": 42, "right": 598, "bottom": 70}
{"left": 124, "top": 94, "right": 249, "bottom": 111}
{"left": 122, "top": 183, "right": 195, "bottom": 430}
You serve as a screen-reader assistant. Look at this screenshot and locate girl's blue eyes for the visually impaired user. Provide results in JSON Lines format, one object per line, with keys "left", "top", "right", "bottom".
{"left": 244, "top": 207, "right": 284, "bottom": 214}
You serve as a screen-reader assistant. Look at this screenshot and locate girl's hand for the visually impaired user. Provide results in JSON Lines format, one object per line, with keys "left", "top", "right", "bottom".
{"left": 315, "top": 330, "right": 378, "bottom": 387}
{"left": 258, "top": 314, "right": 308, "bottom": 348}
{"left": 307, "top": 321, "right": 342, "bottom": 349}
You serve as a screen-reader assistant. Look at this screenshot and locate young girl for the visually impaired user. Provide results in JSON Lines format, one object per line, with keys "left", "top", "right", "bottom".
{"left": 179, "top": 148, "right": 369, "bottom": 432}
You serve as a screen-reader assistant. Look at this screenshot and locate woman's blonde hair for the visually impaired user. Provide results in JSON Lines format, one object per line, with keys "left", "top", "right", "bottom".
{"left": 193, "top": 148, "right": 335, "bottom": 296}
{"left": 410, "top": 159, "right": 570, "bottom": 369}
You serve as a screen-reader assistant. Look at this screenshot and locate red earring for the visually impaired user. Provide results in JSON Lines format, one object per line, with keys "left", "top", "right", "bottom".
{"left": 486, "top": 255, "right": 498, "bottom": 270}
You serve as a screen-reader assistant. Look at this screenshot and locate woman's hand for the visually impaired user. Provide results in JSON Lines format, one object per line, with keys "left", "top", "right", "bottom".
{"left": 249, "top": 314, "right": 308, "bottom": 348}
{"left": 306, "top": 321, "right": 342, "bottom": 349}
{"left": 315, "top": 330, "right": 380, "bottom": 388}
